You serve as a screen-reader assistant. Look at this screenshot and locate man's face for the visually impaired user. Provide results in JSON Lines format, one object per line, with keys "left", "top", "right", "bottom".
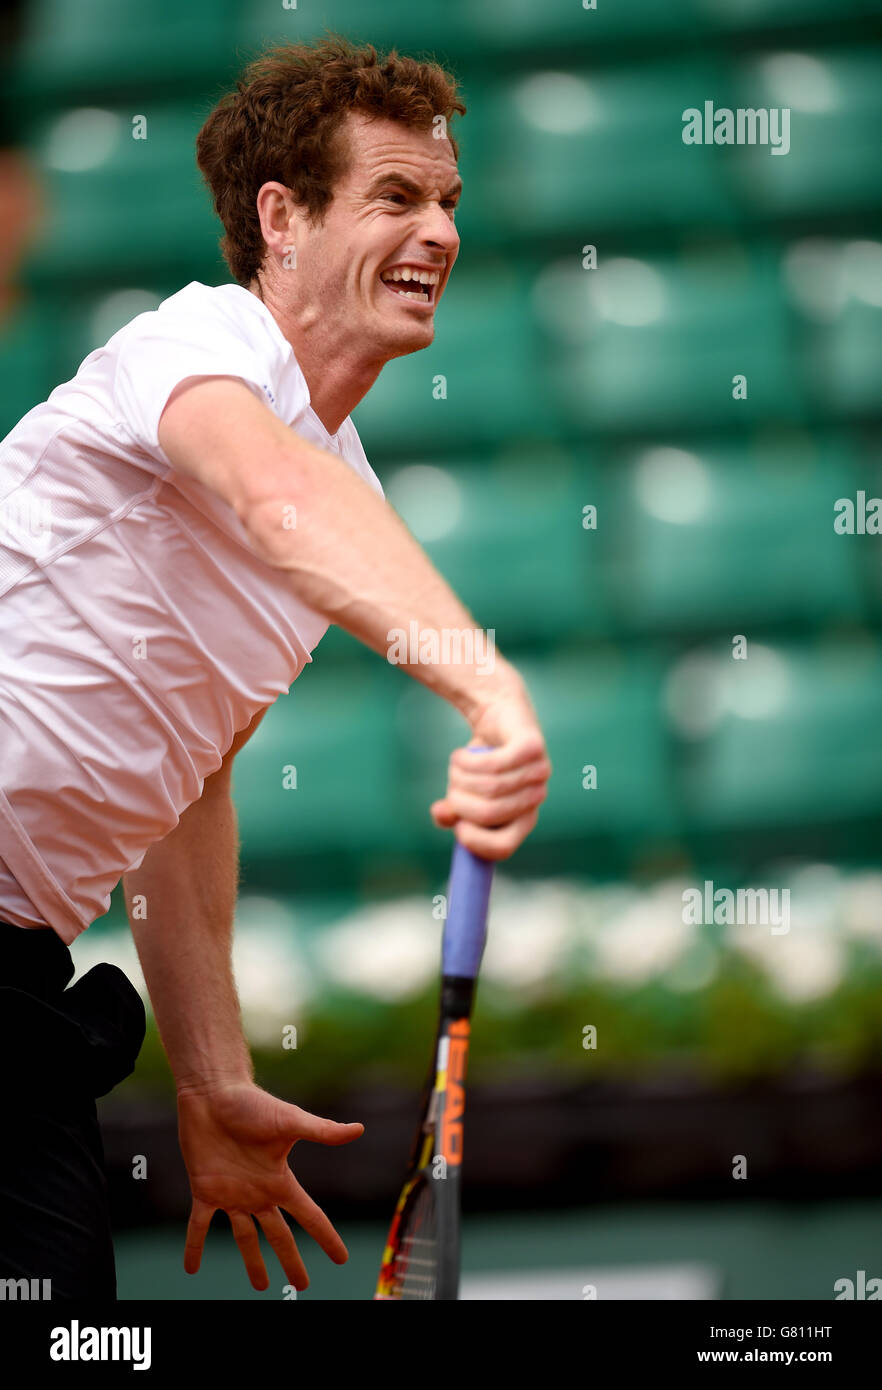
{"left": 289, "top": 113, "right": 461, "bottom": 360}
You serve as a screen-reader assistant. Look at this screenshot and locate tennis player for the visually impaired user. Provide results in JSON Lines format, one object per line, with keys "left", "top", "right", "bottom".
{"left": 0, "top": 36, "right": 551, "bottom": 1298}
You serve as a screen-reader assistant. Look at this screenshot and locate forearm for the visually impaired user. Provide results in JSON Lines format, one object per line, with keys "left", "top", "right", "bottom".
{"left": 243, "top": 455, "right": 521, "bottom": 725}
{"left": 158, "top": 378, "right": 524, "bottom": 726}
{"left": 123, "top": 784, "right": 253, "bottom": 1094}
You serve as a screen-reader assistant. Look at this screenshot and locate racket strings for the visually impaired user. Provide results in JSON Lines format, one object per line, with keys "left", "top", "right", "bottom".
{"left": 394, "top": 1184, "right": 438, "bottom": 1299}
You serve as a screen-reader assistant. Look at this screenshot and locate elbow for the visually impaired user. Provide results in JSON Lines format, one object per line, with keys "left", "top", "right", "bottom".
{"left": 240, "top": 493, "right": 302, "bottom": 567}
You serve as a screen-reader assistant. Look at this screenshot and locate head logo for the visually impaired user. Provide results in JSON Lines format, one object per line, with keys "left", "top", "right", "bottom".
{"left": 440, "top": 1019, "right": 470, "bottom": 1165}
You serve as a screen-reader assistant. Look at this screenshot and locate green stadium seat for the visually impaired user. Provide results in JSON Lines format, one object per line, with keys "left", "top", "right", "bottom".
{"left": 731, "top": 50, "right": 882, "bottom": 218}
{"left": 814, "top": 279, "right": 882, "bottom": 420}
{"left": 235, "top": 0, "right": 454, "bottom": 58}
{"left": 232, "top": 662, "right": 415, "bottom": 860}
{"left": 16, "top": 0, "right": 232, "bottom": 99}
{"left": 695, "top": 0, "right": 869, "bottom": 32}
{"left": 461, "top": 0, "right": 704, "bottom": 52}
{"left": 21, "top": 105, "right": 223, "bottom": 284}
{"left": 237, "top": 0, "right": 882, "bottom": 63}
{"left": 0, "top": 299, "right": 64, "bottom": 439}
{"left": 538, "top": 247, "right": 806, "bottom": 434}
{"left": 677, "top": 639, "right": 882, "bottom": 828}
{"left": 402, "top": 651, "right": 677, "bottom": 844}
{"left": 384, "top": 453, "right": 610, "bottom": 645}
{"left": 852, "top": 440, "right": 882, "bottom": 619}
{"left": 607, "top": 435, "right": 865, "bottom": 633}
{"left": 523, "top": 653, "right": 677, "bottom": 839}
{"left": 460, "top": 62, "right": 738, "bottom": 243}
{"left": 352, "top": 259, "right": 557, "bottom": 451}
{"left": 236, "top": 0, "right": 736, "bottom": 62}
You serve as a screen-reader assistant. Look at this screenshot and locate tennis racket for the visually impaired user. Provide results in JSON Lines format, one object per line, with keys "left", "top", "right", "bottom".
{"left": 374, "top": 834, "right": 494, "bottom": 1300}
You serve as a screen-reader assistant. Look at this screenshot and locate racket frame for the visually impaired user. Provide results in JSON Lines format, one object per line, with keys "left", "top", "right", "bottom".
{"left": 375, "top": 837, "right": 493, "bottom": 1301}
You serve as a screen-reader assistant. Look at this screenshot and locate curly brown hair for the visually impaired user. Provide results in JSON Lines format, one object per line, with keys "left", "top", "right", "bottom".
{"left": 196, "top": 33, "right": 466, "bottom": 287}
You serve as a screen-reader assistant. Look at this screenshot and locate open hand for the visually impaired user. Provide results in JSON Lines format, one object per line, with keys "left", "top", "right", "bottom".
{"left": 176, "top": 1080, "right": 364, "bottom": 1292}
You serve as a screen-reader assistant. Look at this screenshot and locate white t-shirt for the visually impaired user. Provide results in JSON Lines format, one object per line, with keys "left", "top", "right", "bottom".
{"left": 0, "top": 281, "right": 384, "bottom": 942}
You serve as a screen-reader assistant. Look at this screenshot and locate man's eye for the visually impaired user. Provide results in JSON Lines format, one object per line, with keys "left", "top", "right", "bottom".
{"left": 383, "top": 193, "right": 407, "bottom": 203}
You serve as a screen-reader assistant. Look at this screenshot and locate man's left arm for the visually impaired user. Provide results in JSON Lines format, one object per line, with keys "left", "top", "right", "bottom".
{"left": 122, "top": 709, "right": 363, "bottom": 1292}
{"left": 122, "top": 713, "right": 262, "bottom": 1093}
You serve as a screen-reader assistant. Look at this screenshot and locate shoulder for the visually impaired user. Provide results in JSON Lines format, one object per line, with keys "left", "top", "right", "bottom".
{"left": 113, "top": 281, "right": 211, "bottom": 334}
{"left": 113, "top": 282, "right": 270, "bottom": 345}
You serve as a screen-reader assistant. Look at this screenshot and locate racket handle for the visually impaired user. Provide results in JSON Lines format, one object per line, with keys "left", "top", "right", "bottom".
{"left": 442, "top": 842, "right": 494, "bottom": 979}
{"left": 441, "top": 745, "right": 496, "bottom": 978}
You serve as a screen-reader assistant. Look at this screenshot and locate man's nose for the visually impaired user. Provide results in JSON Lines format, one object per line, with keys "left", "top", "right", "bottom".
{"left": 420, "top": 203, "right": 460, "bottom": 254}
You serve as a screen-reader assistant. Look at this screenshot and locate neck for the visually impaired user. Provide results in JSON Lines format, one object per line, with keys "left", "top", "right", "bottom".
{"left": 247, "top": 279, "right": 385, "bottom": 437}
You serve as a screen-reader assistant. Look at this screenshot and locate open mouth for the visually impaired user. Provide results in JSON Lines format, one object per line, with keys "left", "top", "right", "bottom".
{"left": 380, "top": 266, "right": 439, "bottom": 307}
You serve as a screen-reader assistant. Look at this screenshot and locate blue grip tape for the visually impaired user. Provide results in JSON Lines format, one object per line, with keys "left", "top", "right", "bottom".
{"left": 441, "top": 746, "right": 495, "bottom": 979}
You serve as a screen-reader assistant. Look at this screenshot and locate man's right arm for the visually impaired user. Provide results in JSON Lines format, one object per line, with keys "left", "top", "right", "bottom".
{"left": 155, "top": 375, "right": 550, "bottom": 856}
{"left": 158, "top": 377, "right": 515, "bottom": 724}
{"left": 157, "top": 375, "right": 550, "bottom": 859}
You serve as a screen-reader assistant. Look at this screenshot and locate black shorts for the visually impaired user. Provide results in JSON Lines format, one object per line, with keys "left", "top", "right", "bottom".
{"left": 0, "top": 920, "right": 146, "bottom": 1300}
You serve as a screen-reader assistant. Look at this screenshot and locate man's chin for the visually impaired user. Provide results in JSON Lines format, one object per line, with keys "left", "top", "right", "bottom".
{"left": 374, "top": 316, "right": 435, "bottom": 356}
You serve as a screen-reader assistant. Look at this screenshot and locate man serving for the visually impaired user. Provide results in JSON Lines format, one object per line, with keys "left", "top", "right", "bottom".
{"left": 0, "top": 36, "right": 550, "bottom": 1297}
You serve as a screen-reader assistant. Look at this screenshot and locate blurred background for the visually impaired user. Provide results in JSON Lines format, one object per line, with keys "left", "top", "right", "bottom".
{"left": 3, "top": 0, "right": 882, "bottom": 1299}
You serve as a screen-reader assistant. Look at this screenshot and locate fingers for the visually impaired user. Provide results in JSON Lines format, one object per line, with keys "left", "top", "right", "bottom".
{"left": 453, "top": 731, "right": 547, "bottom": 775}
{"left": 189, "top": 1188, "right": 344, "bottom": 1293}
{"left": 229, "top": 1210, "right": 271, "bottom": 1291}
{"left": 281, "top": 1179, "right": 350, "bottom": 1265}
{"left": 183, "top": 1199, "right": 215, "bottom": 1275}
{"left": 257, "top": 1208, "right": 310, "bottom": 1292}
{"left": 228, "top": 1187, "right": 349, "bottom": 1295}
{"left": 180, "top": 1092, "right": 360, "bottom": 1292}
{"left": 429, "top": 799, "right": 457, "bottom": 827}
{"left": 438, "top": 779, "right": 547, "bottom": 829}
{"left": 448, "top": 753, "right": 551, "bottom": 799}
{"left": 431, "top": 744, "right": 550, "bottom": 833}
{"left": 431, "top": 758, "right": 550, "bottom": 826}
{"left": 286, "top": 1106, "right": 365, "bottom": 1147}
{"left": 452, "top": 806, "right": 540, "bottom": 861}
{"left": 437, "top": 785, "right": 547, "bottom": 830}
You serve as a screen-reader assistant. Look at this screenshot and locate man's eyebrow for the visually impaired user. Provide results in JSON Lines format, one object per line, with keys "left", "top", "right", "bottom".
{"left": 368, "top": 172, "right": 463, "bottom": 199}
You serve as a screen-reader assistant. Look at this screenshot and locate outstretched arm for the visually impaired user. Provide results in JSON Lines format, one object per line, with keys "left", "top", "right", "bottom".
{"left": 158, "top": 375, "right": 551, "bottom": 859}
{"left": 123, "top": 709, "right": 362, "bottom": 1292}
{"left": 123, "top": 739, "right": 252, "bottom": 1096}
